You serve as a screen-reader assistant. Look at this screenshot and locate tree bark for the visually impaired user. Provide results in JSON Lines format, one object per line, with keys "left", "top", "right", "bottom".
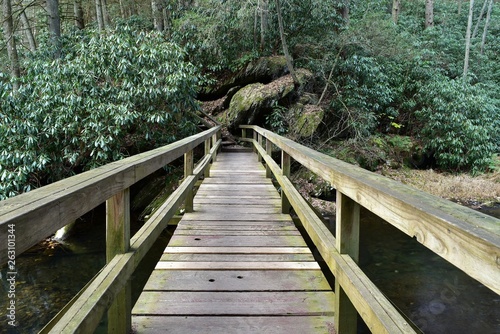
{"left": 425, "top": 0, "right": 434, "bottom": 28}
{"left": 19, "top": 8, "right": 37, "bottom": 51}
{"left": 102, "top": 0, "right": 111, "bottom": 28}
{"left": 152, "top": 0, "right": 164, "bottom": 31}
{"left": 392, "top": 0, "right": 401, "bottom": 24}
{"left": 2, "top": 0, "right": 21, "bottom": 90}
{"left": 275, "top": 0, "right": 299, "bottom": 86}
{"left": 480, "top": 0, "right": 494, "bottom": 55}
{"left": 95, "top": 0, "right": 105, "bottom": 31}
{"left": 472, "top": 0, "right": 488, "bottom": 38}
{"left": 342, "top": 0, "right": 350, "bottom": 24}
{"left": 463, "top": 0, "right": 475, "bottom": 79}
{"left": 74, "top": 0, "right": 85, "bottom": 29}
{"left": 46, "top": 0, "right": 61, "bottom": 58}
{"left": 260, "top": 0, "right": 268, "bottom": 51}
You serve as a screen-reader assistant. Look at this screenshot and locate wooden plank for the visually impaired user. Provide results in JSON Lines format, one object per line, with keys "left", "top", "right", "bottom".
{"left": 173, "top": 230, "right": 302, "bottom": 236}
{"left": 168, "top": 235, "right": 308, "bottom": 247}
{"left": 201, "top": 178, "right": 273, "bottom": 184}
{"left": 181, "top": 213, "right": 292, "bottom": 221}
{"left": 165, "top": 247, "right": 312, "bottom": 254}
{"left": 192, "top": 205, "right": 282, "bottom": 214}
{"left": 194, "top": 198, "right": 281, "bottom": 205}
{"left": 178, "top": 220, "right": 295, "bottom": 226}
{"left": 160, "top": 253, "right": 315, "bottom": 262}
{"left": 155, "top": 261, "right": 320, "bottom": 270}
{"left": 131, "top": 316, "right": 336, "bottom": 334}
{"left": 132, "top": 291, "right": 335, "bottom": 316}
{"left": 176, "top": 223, "right": 297, "bottom": 230}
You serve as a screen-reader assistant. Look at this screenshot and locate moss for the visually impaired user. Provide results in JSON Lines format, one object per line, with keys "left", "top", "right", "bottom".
{"left": 293, "top": 105, "right": 324, "bottom": 138}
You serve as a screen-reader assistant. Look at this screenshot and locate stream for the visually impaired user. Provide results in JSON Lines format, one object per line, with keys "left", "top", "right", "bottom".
{"left": 0, "top": 201, "right": 499, "bottom": 333}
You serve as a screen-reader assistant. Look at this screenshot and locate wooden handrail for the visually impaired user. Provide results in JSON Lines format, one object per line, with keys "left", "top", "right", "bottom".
{"left": 0, "top": 126, "right": 221, "bottom": 265}
{"left": 241, "top": 125, "right": 500, "bottom": 333}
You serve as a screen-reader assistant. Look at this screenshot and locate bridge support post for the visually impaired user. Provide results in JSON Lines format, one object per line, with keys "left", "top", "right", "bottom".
{"left": 257, "top": 133, "right": 263, "bottom": 162}
{"left": 266, "top": 139, "right": 272, "bottom": 178}
{"left": 281, "top": 151, "right": 291, "bottom": 214}
{"left": 335, "top": 191, "right": 360, "bottom": 334}
{"left": 106, "top": 188, "right": 131, "bottom": 334}
{"left": 212, "top": 133, "right": 218, "bottom": 162}
{"left": 241, "top": 128, "right": 247, "bottom": 140}
{"left": 204, "top": 138, "right": 211, "bottom": 178}
{"left": 253, "top": 131, "right": 257, "bottom": 155}
{"left": 184, "top": 150, "right": 194, "bottom": 212}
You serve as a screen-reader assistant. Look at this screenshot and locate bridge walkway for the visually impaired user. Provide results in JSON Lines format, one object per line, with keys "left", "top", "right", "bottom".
{"left": 131, "top": 151, "right": 336, "bottom": 333}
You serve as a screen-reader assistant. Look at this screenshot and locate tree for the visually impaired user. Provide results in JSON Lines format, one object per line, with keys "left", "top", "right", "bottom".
{"left": 2, "top": 0, "right": 21, "bottom": 89}
{"left": 472, "top": 0, "right": 488, "bottom": 38}
{"left": 260, "top": 0, "right": 268, "bottom": 51}
{"left": 74, "top": 0, "right": 85, "bottom": 29}
{"left": 392, "top": 0, "right": 401, "bottom": 24}
{"left": 425, "top": 0, "right": 434, "bottom": 28}
{"left": 18, "top": 4, "right": 37, "bottom": 52}
{"left": 480, "top": 0, "right": 494, "bottom": 55}
{"left": 275, "top": 0, "right": 299, "bottom": 85}
{"left": 47, "top": 0, "right": 62, "bottom": 57}
{"left": 96, "top": 0, "right": 105, "bottom": 31}
{"left": 152, "top": 0, "right": 164, "bottom": 31}
{"left": 463, "top": 0, "right": 474, "bottom": 78}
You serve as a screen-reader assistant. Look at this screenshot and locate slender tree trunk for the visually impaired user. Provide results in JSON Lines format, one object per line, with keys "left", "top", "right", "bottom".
{"left": 254, "top": 1, "right": 258, "bottom": 49}
{"left": 275, "top": 0, "right": 299, "bottom": 86}
{"left": 152, "top": 0, "right": 164, "bottom": 31}
{"left": 342, "top": 0, "right": 350, "bottom": 24}
{"left": 46, "top": 0, "right": 61, "bottom": 58}
{"left": 163, "top": 7, "right": 172, "bottom": 36}
{"left": 458, "top": 0, "right": 462, "bottom": 15}
{"left": 425, "top": 0, "right": 434, "bottom": 28}
{"left": 3, "top": 0, "right": 21, "bottom": 90}
{"left": 472, "top": 0, "right": 488, "bottom": 38}
{"left": 463, "top": 0, "right": 475, "bottom": 79}
{"left": 119, "top": 0, "right": 125, "bottom": 18}
{"left": 74, "top": 0, "right": 84, "bottom": 29}
{"left": 102, "top": 0, "right": 111, "bottom": 27}
{"left": 19, "top": 9, "right": 37, "bottom": 51}
{"left": 260, "top": 0, "right": 268, "bottom": 52}
{"left": 480, "top": 0, "right": 494, "bottom": 55}
{"left": 392, "top": 0, "right": 401, "bottom": 24}
{"left": 95, "top": 0, "right": 105, "bottom": 31}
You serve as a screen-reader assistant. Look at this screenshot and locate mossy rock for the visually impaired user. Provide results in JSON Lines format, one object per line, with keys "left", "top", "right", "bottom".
{"left": 224, "top": 70, "right": 313, "bottom": 132}
{"left": 291, "top": 104, "right": 325, "bottom": 138}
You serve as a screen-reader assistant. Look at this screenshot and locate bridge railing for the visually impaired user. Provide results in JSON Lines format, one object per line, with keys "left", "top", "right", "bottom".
{"left": 0, "top": 126, "right": 221, "bottom": 333}
{"left": 241, "top": 125, "right": 500, "bottom": 334}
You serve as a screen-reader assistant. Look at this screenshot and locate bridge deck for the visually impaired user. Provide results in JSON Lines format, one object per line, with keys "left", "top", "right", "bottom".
{"left": 131, "top": 152, "right": 335, "bottom": 333}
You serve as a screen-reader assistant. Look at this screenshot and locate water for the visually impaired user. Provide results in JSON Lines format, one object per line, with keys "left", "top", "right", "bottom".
{"left": 1, "top": 200, "right": 499, "bottom": 333}
{"left": 359, "top": 207, "right": 500, "bottom": 334}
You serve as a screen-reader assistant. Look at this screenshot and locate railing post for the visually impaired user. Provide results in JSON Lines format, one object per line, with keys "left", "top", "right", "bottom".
{"left": 242, "top": 128, "right": 247, "bottom": 140}
{"left": 106, "top": 188, "right": 131, "bottom": 334}
{"left": 253, "top": 130, "right": 257, "bottom": 154}
{"left": 281, "top": 151, "right": 291, "bottom": 214}
{"left": 266, "top": 138, "right": 272, "bottom": 178}
{"left": 212, "top": 133, "right": 218, "bottom": 162}
{"left": 184, "top": 150, "right": 194, "bottom": 212}
{"left": 335, "top": 191, "right": 360, "bottom": 334}
{"left": 204, "top": 138, "right": 211, "bottom": 178}
{"left": 257, "top": 133, "right": 263, "bottom": 162}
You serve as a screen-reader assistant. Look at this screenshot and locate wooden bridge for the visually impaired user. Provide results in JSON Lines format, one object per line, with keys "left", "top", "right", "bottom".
{"left": 0, "top": 125, "right": 499, "bottom": 333}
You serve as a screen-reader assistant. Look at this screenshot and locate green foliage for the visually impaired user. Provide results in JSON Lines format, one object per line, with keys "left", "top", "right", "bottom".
{"left": 0, "top": 25, "right": 200, "bottom": 199}
{"left": 265, "top": 102, "right": 288, "bottom": 135}
{"left": 415, "top": 76, "right": 498, "bottom": 173}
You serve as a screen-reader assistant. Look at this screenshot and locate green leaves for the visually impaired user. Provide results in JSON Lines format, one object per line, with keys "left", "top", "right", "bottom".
{"left": 0, "top": 23, "right": 199, "bottom": 199}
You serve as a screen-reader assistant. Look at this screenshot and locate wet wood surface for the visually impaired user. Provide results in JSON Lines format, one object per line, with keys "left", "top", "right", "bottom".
{"left": 132, "top": 152, "right": 335, "bottom": 333}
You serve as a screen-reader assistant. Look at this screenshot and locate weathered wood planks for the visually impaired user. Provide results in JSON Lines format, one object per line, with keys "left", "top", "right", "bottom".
{"left": 132, "top": 151, "right": 335, "bottom": 333}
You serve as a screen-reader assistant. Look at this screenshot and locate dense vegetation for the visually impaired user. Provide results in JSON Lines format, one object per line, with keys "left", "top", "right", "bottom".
{"left": 1, "top": 0, "right": 499, "bottom": 198}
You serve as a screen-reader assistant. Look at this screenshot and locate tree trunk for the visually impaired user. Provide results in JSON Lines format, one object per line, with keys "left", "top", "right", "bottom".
{"left": 260, "top": 0, "right": 268, "bottom": 51}
{"left": 163, "top": 7, "right": 172, "bottom": 36}
{"left": 254, "top": 1, "right": 258, "bottom": 49}
{"left": 275, "top": 0, "right": 299, "bottom": 86}
{"left": 472, "top": 0, "right": 488, "bottom": 38}
{"left": 46, "top": 0, "right": 61, "bottom": 58}
{"left": 392, "top": 0, "right": 401, "bottom": 24}
{"left": 342, "top": 0, "right": 350, "bottom": 24}
{"left": 152, "top": 0, "right": 164, "bottom": 31}
{"left": 102, "top": 0, "right": 111, "bottom": 28}
{"left": 95, "top": 0, "right": 105, "bottom": 31}
{"left": 480, "top": 0, "right": 494, "bottom": 55}
{"left": 425, "top": 0, "right": 434, "bottom": 28}
{"left": 19, "top": 9, "right": 37, "bottom": 51}
{"left": 2, "top": 0, "right": 21, "bottom": 90}
{"left": 458, "top": 0, "right": 462, "bottom": 15}
{"left": 463, "top": 0, "right": 474, "bottom": 79}
{"left": 74, "top": 0, "right": 85, "bottom": 29}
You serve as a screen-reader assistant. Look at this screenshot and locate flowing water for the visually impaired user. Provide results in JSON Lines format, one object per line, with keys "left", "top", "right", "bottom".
{"left": 1, "top": 201, "right": 499, "bottom": 333}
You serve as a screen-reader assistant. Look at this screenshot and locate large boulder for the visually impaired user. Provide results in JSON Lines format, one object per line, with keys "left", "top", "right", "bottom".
{"left": 221, "top": 69, "right": 313, "bottom": 132}
{"left": 290, "top": 104, "right": 325, "bottom": 139}
{"left": 199, "top": 56, "right": 288, "bottom": 100}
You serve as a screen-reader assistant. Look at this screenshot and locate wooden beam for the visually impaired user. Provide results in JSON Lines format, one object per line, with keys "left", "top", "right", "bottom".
{"left": 265, "top": 139, "right": 272, "bottom": 178}
{"left": 184, "top": 150, "right": 194, "bottom": 213}
{"left": 281, "top": 150, "right": 291, "bottom": 214}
